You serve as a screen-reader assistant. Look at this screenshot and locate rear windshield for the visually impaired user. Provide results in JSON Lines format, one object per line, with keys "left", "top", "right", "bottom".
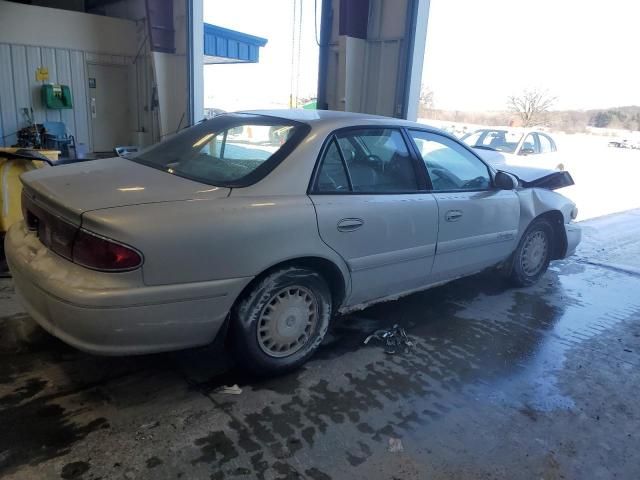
{"left": 129, "top": 114, "right": 308, "bottom": 187}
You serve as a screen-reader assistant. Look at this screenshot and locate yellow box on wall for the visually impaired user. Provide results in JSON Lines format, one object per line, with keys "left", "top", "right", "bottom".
{"left": 35, "top": 67, "right": 49, "bottom": 82}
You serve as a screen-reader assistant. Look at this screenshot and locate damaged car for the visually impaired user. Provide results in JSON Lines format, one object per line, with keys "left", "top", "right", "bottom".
{"left": 5, "top": 110, "right": 581, "bottom": 374}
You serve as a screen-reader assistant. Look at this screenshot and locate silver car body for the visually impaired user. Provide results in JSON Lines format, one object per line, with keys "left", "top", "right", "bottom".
{"left": 461, "top": 128, "right": 564, "bottom": 171}
{"left": 6, "top": 110, "right": 581, "bottom": 355}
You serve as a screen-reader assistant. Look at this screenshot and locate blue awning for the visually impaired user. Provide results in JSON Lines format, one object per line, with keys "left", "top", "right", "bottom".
{"left": 203, "top": 23, "right": 268, "bottom": 64}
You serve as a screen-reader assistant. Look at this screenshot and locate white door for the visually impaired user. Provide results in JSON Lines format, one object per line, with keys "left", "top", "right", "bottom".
{"left": 408, "top": 130, "right": 520, "bottom": 282}
{"left": 87, "top": 64, "right": 131, "bottom": 152}
{"left": 310, "top": 128, "right": 439, "bottom": 306}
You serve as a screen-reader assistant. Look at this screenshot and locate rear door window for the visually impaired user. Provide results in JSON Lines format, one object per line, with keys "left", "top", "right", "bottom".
{"left": 538, "top": 133, "right": 555, "bottom": 153}
{"left": 315, "top": 128, "right": 420, "bottom": 193}
{"left": 521, "top": 134, "right": 540, "bottom": 154}
{"left": 316, "top": 140, "right": 350, "bottom": 192}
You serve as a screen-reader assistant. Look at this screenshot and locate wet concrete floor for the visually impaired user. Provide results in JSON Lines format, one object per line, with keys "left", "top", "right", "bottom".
{"left": 1, "top": 210, "right": 639, "bottom": 479}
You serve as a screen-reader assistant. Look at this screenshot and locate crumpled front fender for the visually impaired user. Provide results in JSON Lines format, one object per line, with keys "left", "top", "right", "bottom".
{"left": 515, "top": 188, "right": 576, "bottom": 254}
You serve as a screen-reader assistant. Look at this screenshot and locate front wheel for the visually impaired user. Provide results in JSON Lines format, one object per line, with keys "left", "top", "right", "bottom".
{"left": 231, "top": 266, "right": 332, "bottom": 375}
{"left": 509, "top": 219, "right": 554, "bottom": 287}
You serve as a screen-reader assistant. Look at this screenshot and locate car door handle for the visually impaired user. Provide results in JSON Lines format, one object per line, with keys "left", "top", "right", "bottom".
{"left": 445, "top": 210, "right": 463, "bottom": 222}
{"left": 337, "top": 218, "right": 364, "bottom": 232}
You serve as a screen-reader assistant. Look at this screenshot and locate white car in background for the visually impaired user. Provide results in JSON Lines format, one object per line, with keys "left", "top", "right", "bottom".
{"left": 461, "top": 129, "right": 565, "bottom": 171}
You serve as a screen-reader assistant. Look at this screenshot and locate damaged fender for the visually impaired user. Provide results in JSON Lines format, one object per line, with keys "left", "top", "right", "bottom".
{"left": 497, "top": 164, "right": 575, "bottom": 191}
{"left": 495, "top": 164, "right": 577, "bottom": 255}
{"left": 514, "top": 187, "right": 577, "bottom": 257}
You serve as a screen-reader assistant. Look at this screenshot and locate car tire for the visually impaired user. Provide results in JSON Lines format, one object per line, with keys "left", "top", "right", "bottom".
{"left": 509, "top": 218, "right": 554, "bottom": 287}
{"left": 231, "top": 266, "right": 332, "bottom": 375}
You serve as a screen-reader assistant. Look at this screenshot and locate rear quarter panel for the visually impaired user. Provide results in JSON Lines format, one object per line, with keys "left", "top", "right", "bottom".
{"left": 81, "top": 196, "right": 350, "bottom": 291}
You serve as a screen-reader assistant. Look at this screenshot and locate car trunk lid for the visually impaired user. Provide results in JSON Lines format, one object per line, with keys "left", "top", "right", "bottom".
{"left": 20, "top": 157, "right": 231, "bottom": 224}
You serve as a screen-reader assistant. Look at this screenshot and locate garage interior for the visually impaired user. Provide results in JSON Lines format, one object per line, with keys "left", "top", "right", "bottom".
{"left": 1, "top": 0, "right": 639, "bottom": 479}
{"left": 0, "top": 0, "right": 273, "bottom": 155}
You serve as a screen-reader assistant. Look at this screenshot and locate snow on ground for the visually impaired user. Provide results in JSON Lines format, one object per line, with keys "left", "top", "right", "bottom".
{"left": 553, "top": 133, "right": 640, "bottom": 220}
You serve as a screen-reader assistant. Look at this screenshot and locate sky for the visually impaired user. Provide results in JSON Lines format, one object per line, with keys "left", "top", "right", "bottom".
{"left": 203, "top": 0, "right": 319, "bottom": 110}
{"left": 423, "top": 0, "right": 640, "bottom": 111}
{"left": 204, "top": 0, "right": 640, "bottom": 112}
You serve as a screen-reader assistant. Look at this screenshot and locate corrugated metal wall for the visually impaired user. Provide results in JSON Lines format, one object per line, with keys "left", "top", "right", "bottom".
{"left": 0, "top": 42, "right": 153, "bottom": 150}
{"left": 0, "top": 43, "right": 91, "bottom": 147}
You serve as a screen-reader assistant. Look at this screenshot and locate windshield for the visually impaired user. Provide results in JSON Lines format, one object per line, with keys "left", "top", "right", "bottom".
{"left": 129, "top": 114, "right": 308, "bottom": 187}
{"left": 462, "top": 130, "right": 523, "bottom": 154}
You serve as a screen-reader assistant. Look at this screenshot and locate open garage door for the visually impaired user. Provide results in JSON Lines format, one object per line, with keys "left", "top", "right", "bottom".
{"left": 317, "top": 0, "right": 430, "bottom": 120}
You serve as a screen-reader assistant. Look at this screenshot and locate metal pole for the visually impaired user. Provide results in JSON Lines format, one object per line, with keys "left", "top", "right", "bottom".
{"left": 187, "top": 0, "right": 193, "bottom": 125}
{"left": 401, "top": 0, "right": 430, "bottom": 121}
{"left": 187, "top": 0, "right": 204, "bottom": 125}
{"left": 316, "top": 0, "right": 333, "bottom": 110}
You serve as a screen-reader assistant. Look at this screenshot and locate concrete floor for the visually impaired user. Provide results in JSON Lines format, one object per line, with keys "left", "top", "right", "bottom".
{"left": 1, "top": 210, "right": 639, "bottom": 480}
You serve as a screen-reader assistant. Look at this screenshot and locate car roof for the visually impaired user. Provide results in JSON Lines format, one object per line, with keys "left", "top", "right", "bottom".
{"left": 237, "top": 108, "right": 423, "bottom": 129}
{"left": 472, "top": 127, "right": 546, "bottom": 134}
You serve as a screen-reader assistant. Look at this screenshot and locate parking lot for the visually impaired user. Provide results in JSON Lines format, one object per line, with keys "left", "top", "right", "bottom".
{"left": 1, "top": 206, "right": 639, "bottom": 479}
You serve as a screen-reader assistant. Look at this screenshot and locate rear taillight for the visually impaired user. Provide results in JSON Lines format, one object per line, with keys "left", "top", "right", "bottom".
{"left": 21, "top": 191, "right": 141, "bottom": 272}
{"left": 72, "top": 229, "right": 142, "bottom": 271}
{"left": 47, "top": 215, "right": 78, "bottom": 259}
{"left": 22, "top": 190, "right": 77, "bottom": 259}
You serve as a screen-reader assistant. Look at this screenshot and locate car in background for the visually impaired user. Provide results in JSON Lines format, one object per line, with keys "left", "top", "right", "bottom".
{"left": 608, "top": 138, "right": 640, "bottom": 149}
{"left": 203, "top": 107, "right": 226, "bottom": 119}
{"left": 461, "top": 128, "right": 565, "bottom": 171}
{"left": 608, "top": 139, "right": 627, "bottom": 148}
{"left": 6, "top": 110, "right": 580, "bottom": 375}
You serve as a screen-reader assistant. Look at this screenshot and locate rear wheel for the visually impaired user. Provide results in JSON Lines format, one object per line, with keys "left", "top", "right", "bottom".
{"left": 509, "top": 219, "right": 553, "bottom": 287}
{"left": 232, "top": 266, "right": 331, "bottom": 375}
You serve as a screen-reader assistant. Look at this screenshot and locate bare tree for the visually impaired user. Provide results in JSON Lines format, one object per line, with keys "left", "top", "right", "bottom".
{"left": 419, "top": 85, "right": 434, "bottom": 109}
{"left": 418, "top": 85, "right": 435, "bottom": 118}
{"left": 507, "top": 89, "right": 556, "bottom": 127}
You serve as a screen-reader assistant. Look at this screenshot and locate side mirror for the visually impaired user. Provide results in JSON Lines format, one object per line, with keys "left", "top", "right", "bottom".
{"left": 519, "top": 147, "right": 535, "bottom": 156}
{"left": 494, "top": 171, "right": 518, "bottom": 190}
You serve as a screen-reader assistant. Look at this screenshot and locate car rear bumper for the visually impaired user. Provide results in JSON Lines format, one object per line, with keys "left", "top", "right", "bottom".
{"left": 5, "top": 222, "right": 252, "bottom": 355}
{"left": 564, "top": 223, "right": 581, "bottom": 258}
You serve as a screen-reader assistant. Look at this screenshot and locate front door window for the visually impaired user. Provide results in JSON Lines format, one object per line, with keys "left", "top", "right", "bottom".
{"left": 409, "top": 131, "right": 491, "bottom": 191}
